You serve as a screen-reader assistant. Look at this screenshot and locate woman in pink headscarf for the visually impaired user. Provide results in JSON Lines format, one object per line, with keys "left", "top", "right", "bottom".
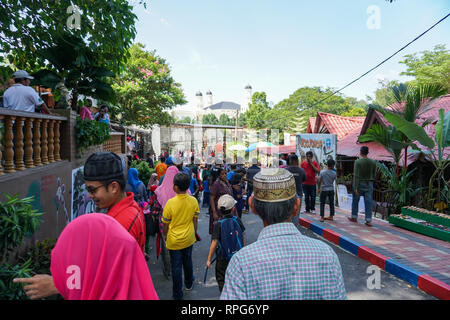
{"left": 50, "top": 213, "right": 159, "bottom": 300}
{"left": 155, "top": 165, "right": 180, "bottom": 208}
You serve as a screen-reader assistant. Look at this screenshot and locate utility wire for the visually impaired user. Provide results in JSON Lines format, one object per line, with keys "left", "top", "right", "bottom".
{"left": 263, "top": 12, "right": 450, "bottom": 127}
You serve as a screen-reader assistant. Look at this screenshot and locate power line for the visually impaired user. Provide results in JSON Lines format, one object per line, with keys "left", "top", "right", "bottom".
{"left": 263, "top": 12, "right": 450, "bottom": 127}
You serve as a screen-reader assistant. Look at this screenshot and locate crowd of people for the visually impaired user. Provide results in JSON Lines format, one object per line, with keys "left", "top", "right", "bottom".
{"left": 2, "top": 69, "right": 379, "bottom": 300}
{"left": 12, "top": 139, "right": 379, "bottom": 300}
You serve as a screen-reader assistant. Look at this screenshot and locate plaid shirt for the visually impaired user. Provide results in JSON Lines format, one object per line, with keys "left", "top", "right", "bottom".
{"left": 220, "top": 222, "right": 347, "bottom": 300}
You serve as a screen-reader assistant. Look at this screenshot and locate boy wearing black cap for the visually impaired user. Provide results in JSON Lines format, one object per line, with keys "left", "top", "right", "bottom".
{"left": 13, "top": 151, "right": 146, "bottom": 300}
{"left": 84, "top": 151, "right": 146, "bottom": 252}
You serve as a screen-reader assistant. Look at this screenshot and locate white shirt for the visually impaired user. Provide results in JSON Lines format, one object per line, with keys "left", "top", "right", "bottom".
{"left": 3, "top": 84, "right": 44, "bottom": 112}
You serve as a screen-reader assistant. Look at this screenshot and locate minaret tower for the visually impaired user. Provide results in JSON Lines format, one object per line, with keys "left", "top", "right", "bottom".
{"left": 205, "top": 90, "right": 213, "bottom": 108}
{"left": 242, "top": 84, "right": 252, "bottom": 113}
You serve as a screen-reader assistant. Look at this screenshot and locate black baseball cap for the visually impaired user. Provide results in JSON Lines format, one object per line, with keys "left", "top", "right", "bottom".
{"left": 83, "top": 152, "right": 124, "bottom": 181}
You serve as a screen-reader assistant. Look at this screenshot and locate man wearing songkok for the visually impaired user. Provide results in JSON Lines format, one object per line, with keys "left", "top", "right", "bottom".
{"left": 220, "top": 168, "right": 346, "bottom": 300}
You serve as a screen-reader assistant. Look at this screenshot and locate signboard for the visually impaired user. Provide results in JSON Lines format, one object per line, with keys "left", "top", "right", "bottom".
{"left": 296, "top": 133, "right": 337, "bottom": 168}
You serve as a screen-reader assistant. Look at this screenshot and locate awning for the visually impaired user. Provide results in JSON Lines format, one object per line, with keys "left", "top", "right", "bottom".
{"left": 257, "top": 144, "right": 296, "bottom": 154}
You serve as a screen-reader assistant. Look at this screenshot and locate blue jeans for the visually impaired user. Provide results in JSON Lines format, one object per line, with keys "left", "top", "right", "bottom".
{"left": 169, "top": 245, "right": 194, "bottom": 300}
{"left": 303, "top": 184, "right": 316, "bottom": 212}
{"left": 351, "top": 181, "right": 373, "bottom": 222}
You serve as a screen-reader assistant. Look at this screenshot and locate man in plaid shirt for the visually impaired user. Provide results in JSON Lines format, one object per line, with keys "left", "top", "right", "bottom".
{"left": 220, "top": 168, "right": 346, "bottom": 300}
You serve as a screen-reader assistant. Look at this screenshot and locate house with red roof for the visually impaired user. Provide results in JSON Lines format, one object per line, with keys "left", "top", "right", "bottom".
{"left": 337, "top": 94, "right": 450, "bottom": 164}
{"left": 304, "top": 95, "right": 449, "bottom": 209}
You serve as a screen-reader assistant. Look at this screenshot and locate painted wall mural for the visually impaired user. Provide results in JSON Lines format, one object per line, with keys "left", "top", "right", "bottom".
{"left": 71, "top": 166, "right": 97, "bottom": 221}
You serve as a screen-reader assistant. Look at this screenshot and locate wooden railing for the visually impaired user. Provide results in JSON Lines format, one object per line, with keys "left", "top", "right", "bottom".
{"left": 0, "top": 108, "right": 67, "bottom": 175}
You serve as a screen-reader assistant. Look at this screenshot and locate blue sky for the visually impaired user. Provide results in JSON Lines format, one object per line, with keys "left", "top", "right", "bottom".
{"left": 132, "top": 0, "right": 450, "bottom": 111}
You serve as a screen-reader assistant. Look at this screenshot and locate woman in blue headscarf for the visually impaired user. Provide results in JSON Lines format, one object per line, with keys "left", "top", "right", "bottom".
{"left": 125, "top": 168, "right": 149, "bottom": 205}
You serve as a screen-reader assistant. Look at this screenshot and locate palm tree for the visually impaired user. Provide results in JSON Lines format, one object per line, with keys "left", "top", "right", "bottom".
{"left": 376, "top": 83, "right": 447, "bottom": 171}
{"left": 359, "top": 123, "right": 404, "bottom": 175}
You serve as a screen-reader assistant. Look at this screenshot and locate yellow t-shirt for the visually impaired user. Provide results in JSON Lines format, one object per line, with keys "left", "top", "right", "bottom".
{"left": 162, "top": 194, "right": 200, "bottom": 250}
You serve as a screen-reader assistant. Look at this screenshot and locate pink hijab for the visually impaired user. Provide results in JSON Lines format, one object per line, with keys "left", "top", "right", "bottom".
{"left": 154, "top": 166, "right": 179, "bottom": 207}
{"left": 50, "top": 213, "right": 159, "bottom": 300}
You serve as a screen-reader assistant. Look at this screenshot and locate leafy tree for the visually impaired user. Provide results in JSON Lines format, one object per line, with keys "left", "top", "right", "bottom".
{"left": 110, "top": 43, "right": 186, "bottom": 128}
{"left": 267, "top": 87, "right": 360, "bottom": 132}
{"left": 177, "top": 117, "right": 192, "bottom": 124}
{"left": 0, "top": 0, "right": 141, "bottom": 76}
{"left": 245, "top": 92, "right": 271, "bottom": 130}
{"left": 202, "top": 113, "right": 219, "bottom": 125}
{"left": 341, "top": 107, "right": 367, "bottom": 117}
{"left": 363, "top": 83, "right": 447, "bottom": 173}
{"left": 368, "top": 80, "right": 402, "bottom": 107}
{"left": 29, "top": 34, "right": 115, "bottom": 110}
{"left": 218, "top": 114, "right": 234, "bottom": 126}
{"left": 238, "top": 113, "right": 247, "bottom": 127}
{"left": 399, "top": 44, "right": 450, "bottom": 93}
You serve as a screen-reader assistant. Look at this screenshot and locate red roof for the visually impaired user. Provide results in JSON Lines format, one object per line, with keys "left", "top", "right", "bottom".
{"left": 306, "top": 117, "right": 316, "bottom": 133}
{"left": 337, "top": 127, "right": 393, "bottom": 161}
{"left": 313, "top": 112, "right": 365, "bottom": 141}
{"left": 339, "top": 94, "right": 450, "bottom": 165}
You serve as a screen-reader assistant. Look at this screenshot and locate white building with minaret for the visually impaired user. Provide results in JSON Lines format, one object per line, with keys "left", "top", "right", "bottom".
{"left": 241, "top": 84, "right": 252, "bottom": 113}
{"left": 205, "top": 90, "right": 213, "bottom": 107}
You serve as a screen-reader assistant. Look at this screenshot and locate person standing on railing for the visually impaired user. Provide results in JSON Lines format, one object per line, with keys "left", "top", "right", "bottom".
{"left": 2, "top": 70, "right": 54, "bottom": 115}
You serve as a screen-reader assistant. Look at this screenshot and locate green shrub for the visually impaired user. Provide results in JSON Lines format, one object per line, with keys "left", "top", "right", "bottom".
{"left": 75, "top": 117, "right": 111, "bottom": 155}
{"left": 130, "top": 160, "right": 155, "bottom": 187}
{"left": 18, "top": 239, "right": 57, "bottom": 275}
{"left": 0, "top": 194, "right": 43, "bottom": 300}
{"left": 0, "top": 195, "right": 42, "bottom": 261}
{"left": 0, "top": 260, "right": 33, "bottom": 300}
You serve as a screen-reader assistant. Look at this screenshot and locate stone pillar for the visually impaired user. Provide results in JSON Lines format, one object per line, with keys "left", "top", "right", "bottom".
{"left": 54, "top": 120, "right": 61, "bottom": 161}
{"left": 48, "top": 120, "right": 54, "bottom": 163}
{"left": 14, "top": 117, "right": 25, "bottom": 170}
{"left": 4, "top": 116, "right": 16, "bottom": 173}
{"left": 41, "top": 119, "right": 49, "bottom": 165}
{"left": 33, "top": 119, "right": 42, "bottom": 166}
{"left": 24, "top": 118, "right": 35, "bottom": 168}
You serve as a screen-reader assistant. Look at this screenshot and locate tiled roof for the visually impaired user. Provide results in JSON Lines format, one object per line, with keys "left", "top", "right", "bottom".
{"left": 204, "top": 101, "right": 241, "bottom": 111}
{"left": 340, "top": 94, "right": 450, "bottom": 165}
{"left": 306, "top": 117, "right": 316, "bottom": 133}
{"left": 314, "top": 112, "right": 365, "bottom": 141}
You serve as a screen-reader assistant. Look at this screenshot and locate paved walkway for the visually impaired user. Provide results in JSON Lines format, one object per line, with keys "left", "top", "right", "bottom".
{"left": 298, "top": 207, "right": 450, "bottom": 300}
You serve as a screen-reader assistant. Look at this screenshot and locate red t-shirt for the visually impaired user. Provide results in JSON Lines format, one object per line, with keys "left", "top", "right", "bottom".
{"left": 301, "top": 161, "right": 319, "bottom": 185}
{"left": 107, "top": 192, "right": 146, "bottom": 253}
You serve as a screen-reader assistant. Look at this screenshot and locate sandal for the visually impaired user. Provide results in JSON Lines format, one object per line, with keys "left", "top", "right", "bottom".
{"left": 320, "top": 217, "right": 325, "bottom": 222}
{"left": 325, "top": 217, "right": 334, "bottom": 221}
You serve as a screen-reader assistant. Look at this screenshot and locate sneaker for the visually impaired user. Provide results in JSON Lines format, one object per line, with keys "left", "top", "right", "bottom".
{"left": 185, "top": 284, "right": 193, "bottom": 291}
{"left": 347, "top": 217, "right": 357, "bottom": 222}
{"left": 311, "top": 210, "right": 316, "bottom": 215}
{"left": 320, "top": 217, "right": 325, "bottom": 222}
{"left": 325, "top": 216, "right": 334, "bottom": 221}
{"left": 304, "top": 211, "right": 310, "bottom": 214}
{"left": 365, "top": 221, "right": 373, "bottom": 227}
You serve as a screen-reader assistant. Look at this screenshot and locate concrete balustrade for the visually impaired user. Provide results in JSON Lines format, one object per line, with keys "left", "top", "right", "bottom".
{"left": 0, "top": 109, "right": 67, "bottom": 174}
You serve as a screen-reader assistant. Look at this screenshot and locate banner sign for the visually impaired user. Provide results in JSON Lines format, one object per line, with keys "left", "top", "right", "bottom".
{"left": 296, "top": 133, "right": 337, "bottom": 168}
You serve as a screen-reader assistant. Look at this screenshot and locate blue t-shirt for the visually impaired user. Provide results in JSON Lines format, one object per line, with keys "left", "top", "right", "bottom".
{"left": 203, "top": 180, "right": 210, "bottom": 193}
{"left": 189, "top": 177, "right": 198, "bottom": 195}
{"left": 227, "top": 171, "right": 235, "bottom": 182}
